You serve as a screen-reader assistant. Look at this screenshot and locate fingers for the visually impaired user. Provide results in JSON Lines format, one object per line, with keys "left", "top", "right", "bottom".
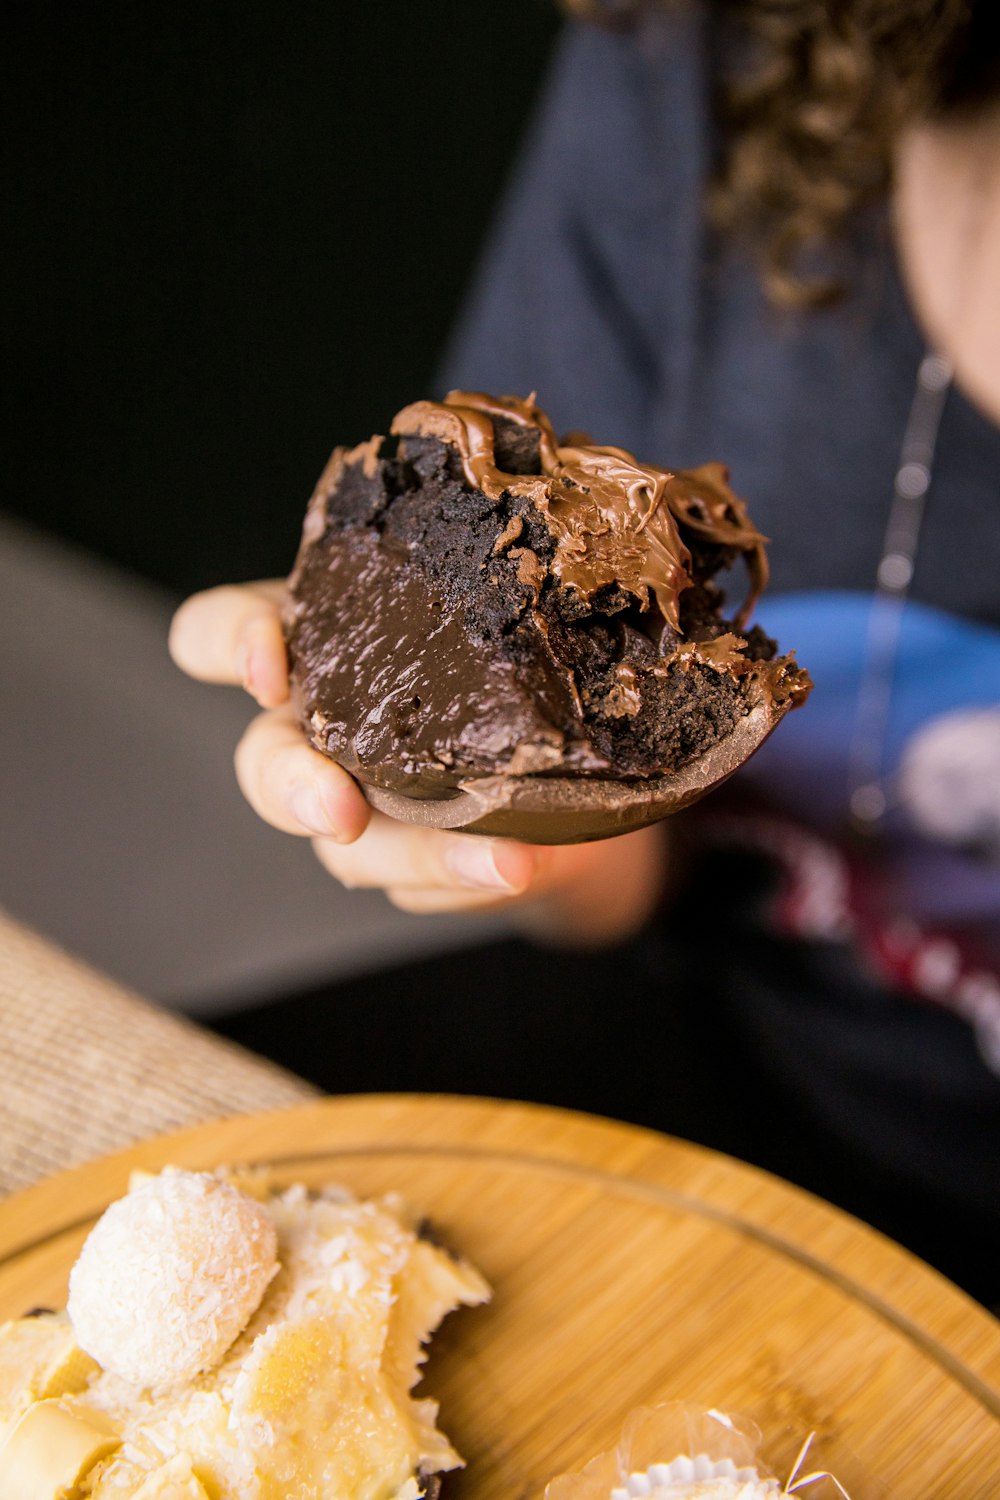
{"left": 169, "top": 581, "right": 289, "bottom": 708}
{"left": 309, "top": 815, "right": 666, "bottom": 942}
{"left": 311, "top": 816, "right": 541, "bottom": 896}
{"left": 372, "top": 825, "right": 667, "bottom": 938}
{"left": 224, "top": 649, "right": 668, "bottom": 939}
{"left": 235, "top": 705, "right": 371, "bottom": 844}
{"left": 234, "top": 702, "right": 543, "bottom": 900}
{"left": 383, "top": 885, "right": 526, "bottom": 914}
{"left": 235, "top": 700, "right": 545, "bottom": 902}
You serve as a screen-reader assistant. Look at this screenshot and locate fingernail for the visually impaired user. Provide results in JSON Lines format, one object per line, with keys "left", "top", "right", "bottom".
{"left": 234, "top": 639, "right": 252, "bottom": 692}
{"left": 444, "top": 840, "right": 518, "bottom": 891}
{"left": 289, "top": 782, "right": 341, "bottom": 838}
{"left": 237, "top": 640, "right": 270, "bottom": 703}
{"left": 238, "top": 632, "right": 288, "bottom": 709}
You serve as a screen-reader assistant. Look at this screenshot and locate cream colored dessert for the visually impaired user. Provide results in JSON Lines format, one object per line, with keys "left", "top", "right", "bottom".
{"left": 547, "top": 1458, "right": 780, "bottom": 1500}
{"left": 68, "top": 1171, "right": 280, "bottom": 1391}
{"left": 542, "top": 1406, "right": 850, "bottom": 1500}
{"left": 607, "top": 1465, "right": 780, "bottom": 1499}
{"left": 543, "top": 1407, "right": 784, "bottom": 1500}
{"left": 0, "top": 1168, "right": 490, "bottom": 1500}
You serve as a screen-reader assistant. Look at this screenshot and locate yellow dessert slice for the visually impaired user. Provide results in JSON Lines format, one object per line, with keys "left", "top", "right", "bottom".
{"left": 83, "top": 1450, "right": 212, "bottom": 1500}
{"left": 386, "top": 1236, "right": 490, "bottom": 1394}
{"left": 0, "top": 1395, "right": 119, "bottom": 1500}
{"left": 385, "top": 1235, "right": 490, "bottom": 1478}
{"left": 0, "top": 1315, "right": 100, "bottom": 1432}
{"left": 231, "top": 1317, "right": 418, "bottom": 1500}
{"left": 129, "top": 1455, "right": 211, "bottom": 1500}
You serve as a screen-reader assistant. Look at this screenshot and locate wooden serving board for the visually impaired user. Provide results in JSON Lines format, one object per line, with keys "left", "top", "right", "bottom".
{"left": 1, "top": 1095, "right": 997, "bottom": 1497}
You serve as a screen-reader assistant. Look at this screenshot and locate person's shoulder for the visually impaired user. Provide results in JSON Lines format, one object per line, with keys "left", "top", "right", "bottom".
{"left": 540, "top": 4, "right": 713, "bottom": 201}
{"left": 555, "top": 4, "right": 711, "bottom": 108}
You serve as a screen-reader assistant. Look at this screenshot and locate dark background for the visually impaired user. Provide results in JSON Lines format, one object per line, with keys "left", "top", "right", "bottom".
{"left": 5, "top": 2, "right": 560, "bottom": 594}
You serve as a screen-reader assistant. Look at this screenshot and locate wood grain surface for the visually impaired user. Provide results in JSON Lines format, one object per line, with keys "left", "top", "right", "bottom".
{"left": 0, "top": 1095, "right": 997, "bottom": 1498}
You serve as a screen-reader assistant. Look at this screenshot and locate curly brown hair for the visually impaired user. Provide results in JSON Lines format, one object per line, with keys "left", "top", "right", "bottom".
{"left": 566, "top": 0, "right": 999, "bottom": 306}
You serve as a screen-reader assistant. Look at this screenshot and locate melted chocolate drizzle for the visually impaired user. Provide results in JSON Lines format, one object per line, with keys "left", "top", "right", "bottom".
{"left": 391, "top": 391, "right": 768, "bottom": 631}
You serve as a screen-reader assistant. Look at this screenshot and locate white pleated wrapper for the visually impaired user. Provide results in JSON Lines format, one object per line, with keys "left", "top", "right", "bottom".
{"left": 610, "top": 1452, "right": 780, "bottom": 1498}
{"left": 545, "top": 1404, "right": 858, "bottom": 1500}
{"left": 545, "top": 1406, "right": 778, "bottom": 1500}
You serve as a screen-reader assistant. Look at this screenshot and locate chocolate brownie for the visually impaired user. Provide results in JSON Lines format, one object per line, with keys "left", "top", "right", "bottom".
{"left": 283, "top": 392, "right": 810, "bottom": 841}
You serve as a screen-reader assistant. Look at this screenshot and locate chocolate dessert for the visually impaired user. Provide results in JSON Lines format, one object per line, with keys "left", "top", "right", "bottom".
{"left": 284, "top": 392, "right": 810, "bottom": 842}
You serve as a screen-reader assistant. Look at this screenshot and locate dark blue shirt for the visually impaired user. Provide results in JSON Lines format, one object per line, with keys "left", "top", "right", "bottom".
{"left": 441, "top": 9, "right": 1000, "bottom": 1202}
{"left": 444, "top": 11, "right": 1000, "bottom": 619}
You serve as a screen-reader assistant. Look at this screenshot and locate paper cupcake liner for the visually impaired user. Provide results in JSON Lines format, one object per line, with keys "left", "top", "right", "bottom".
{"left": 610, "top": 1452, "right": 780, "bottom": 1498}
{"left": 545, "top": 1405, "right": 859, "bottom": 1500}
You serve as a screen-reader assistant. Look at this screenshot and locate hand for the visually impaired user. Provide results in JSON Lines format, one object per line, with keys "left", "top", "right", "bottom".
{"left": 169, "top": 582, "right": 669, "bottom": 945}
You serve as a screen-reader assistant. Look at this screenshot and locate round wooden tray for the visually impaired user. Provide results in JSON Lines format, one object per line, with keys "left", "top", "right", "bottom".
{"left": 1, "top": 1096, "right": 997, "bottom": 1496}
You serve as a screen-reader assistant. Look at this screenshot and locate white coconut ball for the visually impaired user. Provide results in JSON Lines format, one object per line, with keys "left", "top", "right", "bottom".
{"left": 68, "top": 1168, "right": 278, "bottom": 1389}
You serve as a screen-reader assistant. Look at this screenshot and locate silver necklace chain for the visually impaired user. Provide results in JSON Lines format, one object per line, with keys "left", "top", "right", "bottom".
{"left": 848, "top": 350, "right": 953, "bottom": 833}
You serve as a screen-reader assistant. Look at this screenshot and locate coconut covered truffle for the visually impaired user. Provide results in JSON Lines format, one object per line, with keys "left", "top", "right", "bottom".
{"left": 67, "top": 1168, "right": 278, "bottom": 1389}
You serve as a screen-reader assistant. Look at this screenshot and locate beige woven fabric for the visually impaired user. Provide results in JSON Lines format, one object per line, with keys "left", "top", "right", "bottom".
{"left": 0, "top": 909, "right": 319, "bottom": 1196}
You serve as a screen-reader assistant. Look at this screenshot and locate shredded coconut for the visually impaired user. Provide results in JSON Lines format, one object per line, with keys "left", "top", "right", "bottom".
{"left": 68, "top": 1169, "right": 278, "bottom": 1390}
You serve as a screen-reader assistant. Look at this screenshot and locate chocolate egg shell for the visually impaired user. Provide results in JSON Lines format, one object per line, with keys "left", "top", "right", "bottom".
{"left": 362, "top": 695, "right": 788, "bottom": 844}
{"left": 286, "top": 391, "right": 811, "bottom": 840}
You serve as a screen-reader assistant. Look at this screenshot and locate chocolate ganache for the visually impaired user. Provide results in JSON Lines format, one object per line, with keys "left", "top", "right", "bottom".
{"left": 284, "top": 392, "right": 809, "bottom": 814}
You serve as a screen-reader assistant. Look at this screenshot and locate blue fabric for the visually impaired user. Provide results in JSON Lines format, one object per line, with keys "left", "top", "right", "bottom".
{"left": 751, "top": 594, "right": 1000, "bottom": 820}
{"left": 750, "top": 592, "right": 1000, "bottom": 929}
